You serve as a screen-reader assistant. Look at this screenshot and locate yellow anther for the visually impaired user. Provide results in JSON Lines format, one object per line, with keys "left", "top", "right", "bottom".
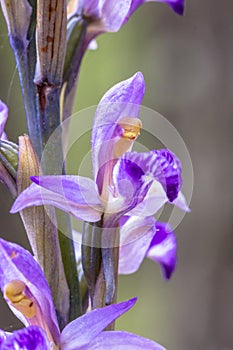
{"left": 114, "top": 117, "right": 142, "bottom": 158}
{"left": 4, "top": 280, "right": 25, "bottom": 301}
{"left": 118, "top": 117, "right": 142, "bottom": 140}
{"left": 4, "top": 280, "right": 36, "bottom": 318}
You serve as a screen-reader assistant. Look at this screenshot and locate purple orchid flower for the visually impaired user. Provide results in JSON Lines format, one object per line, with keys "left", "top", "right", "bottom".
{"left": 0, "top": 238, "right": 165, "bottom": 349}
{"left": 11, "top": 72, "right": 189, "bottom": 279}
{"left": 67, "top": 0, "right": 184, "bottom": 41}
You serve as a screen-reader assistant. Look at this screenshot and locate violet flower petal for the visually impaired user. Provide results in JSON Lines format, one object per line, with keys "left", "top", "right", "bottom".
{"left": 129, "top": 183, "right": 190, "bottom": 217}
{"left": 91, "top": 72, "right": 145, "bottom": 188}
{"left": 127, "top": 0, "right": 184, "bottom": 19}
{"left": 119, "top": 216, "right": 155, "bottom": 274}
{"left": 111, "top": 156, "right": 152, "bottom": 214}
{"left": 122, "top": 149, "right": 182, "bottom": 203}
{"left": 85, "top": 330, "right": 166, "bottom": 350}
{"left": 84, "top": 0, "right": 102, "bottom": 18}
{"left": 152, "top": 149, "right": 182, "bottom": 202}
{"left": 147, "top": 222, "right": 177, "bottom": 279}
{"left": 153, "top": 0, "right": 184, "bottom": 15}
{"left": 112, "top": 150, "right": 177, "bottom": 216}
{"left": 0, "top": 239, "right": 60, "bottom": 344}
{"left": 0, "top": 326, "right": 50, "bottom": 350}
{"left": 128, "top": 180, "right": 168, "bottom": 217}
{"left": 85, "top": 0, "right": 132, "bottom": 33}
{"left": 99, "top": 0, "right": 132, "bottom": 32}
{"left": 0, "top": 100, "right": 8, "bottom": 140}
{"left": 60, "top": 298, "right": 137, "bottom": 350}
{"left": 172, "top": 191, "right": 190, "bottom": 212}
{"left": 119, "top": 217, "right": 177, "bottom": 279}
{"left": 0, "top": 330, "right": 7, "bottom": 346}
{"left": 11, "top": 175, "right": 103, "bottom": 222}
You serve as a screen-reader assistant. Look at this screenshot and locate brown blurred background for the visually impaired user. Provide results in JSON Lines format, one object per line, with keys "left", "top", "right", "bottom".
{"left": 0, "top": 1, "right": 233, "bottom": 349}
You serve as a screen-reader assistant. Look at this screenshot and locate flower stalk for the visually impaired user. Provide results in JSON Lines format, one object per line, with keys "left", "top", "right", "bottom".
{"left": 81, "top": 221, "right": 102, "bottom": 308}
{"left": 34, "top": 0, "right": 66, "bottom": 162}
{"left": 34, "top": 0, "right": 82, "bottom": 322}
{"left": 0, "top": 0, "right": 42, "bottom": 156}
{"left": 82, "top": 217, "right": 120, "bottom": 319}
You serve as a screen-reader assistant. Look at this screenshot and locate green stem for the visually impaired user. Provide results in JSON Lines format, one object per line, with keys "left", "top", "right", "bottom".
{"left": 8, "top": 0, "right": 82, "bottom": 324}
{"left": 57, "top": 211, "right": 82, "bottom": 320}
{"left": 32, "top": 0, "right": 82, "bottom": 323}
{"left": 101, "top": 222, "right": 120, "bottom": 302}
{"left": 8, "top": 7, "right": 44, "bottom": 158}
{"left": 83, "top": 215, "right": 120, "bottom": 331}
{"left": 82, "top": 221, "right": 102, "bottom": 308}
{"left": 35, "top": 76, "right": 82, "bottom": 322}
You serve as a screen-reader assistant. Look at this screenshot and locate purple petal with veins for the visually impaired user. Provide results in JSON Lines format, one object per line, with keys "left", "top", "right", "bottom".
{"left": 84, "top": 0, "right": 131, "bottom": 33}
{"left": 11, "top": 176, "right": 103, "bottom": 222}
{"left": 153, "top": 0, "right": 184, "bottom": 15}
{"left": 84, "top": 0, "right": 102, "bottom": 18}
{"left": 122, "top": 149, "right": 182, "bottom": 202}
{"left": 0, "top": 326, "right": 50, "bottom": 350}
{"left": 172, "top": 191, "right": 190, "bottom": 212}
{"left": 147, "top": 222, "right": 177, "bottom": 279}
{"left": 0, "top": 330, "right": 7, "bottom": 346}
{"left": 152, "top": 149, "right": 182, "bottom": 202}
{"left": 126, "top": 0, "right": 184, "bottom": 20}
{"left": 129, "top": 183, "right": 190, "bottom": 217}
{"left": 128, "top": 179, "right": 168, "bottom": 217}
{"left": 92, "top": 72, "right": 145, "bottom": 188}
{"left": 96, "top": 0, "right": 132, "bottom": 33}
{"left": 119, "top": 218, "right": 177, "bottom": 279}
{"left": 112, "top": 156, "right": 153, "bottom": 214}
{"left": 60, "top": 298, "right": 137, "bottom": 349}
{"left": 68, "top": 0, "right": 132, "bottom": 36}
{"left": 85, "top": 331, "right": 166, "bottom": 350}
{"left": 119, "top": 216, "right": 155, "bottom": 274}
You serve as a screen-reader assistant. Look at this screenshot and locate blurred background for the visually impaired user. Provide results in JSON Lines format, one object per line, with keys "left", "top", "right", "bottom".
{"left": 0, "top": 1, "right": 233, "bottom": 349}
